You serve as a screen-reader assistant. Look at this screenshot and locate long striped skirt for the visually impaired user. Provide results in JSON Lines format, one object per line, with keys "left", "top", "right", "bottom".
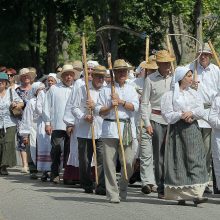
{"left": 164, "top": 120, "right": 208, "bottom": 200}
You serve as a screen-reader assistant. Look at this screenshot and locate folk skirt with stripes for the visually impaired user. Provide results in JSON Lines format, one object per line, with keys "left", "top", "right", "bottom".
{"left": 164, "top": 120, "right": 209, "bottom": 200}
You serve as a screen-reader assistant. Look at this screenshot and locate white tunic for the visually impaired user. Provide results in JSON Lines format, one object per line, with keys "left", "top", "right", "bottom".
{"left": 188, "top": 62, "right": 220, "bottom": 128}
{"left": 71, "top": 82, "right": 103, "bottom": 139}
{"left": 95, "top": 82, "right": 139, "bottom": 139}
{"left": 43, "top": 82, "right": 73, "bottom": 131}
{"left": 161, "top": 88, "right": 206, "bottom": 124}
{"left": 35, "top": 90, "right": 52, "bottom": 171}
{"left": 19, "top": 98, "right": 38, "bottom": 164}
{"left": 208, "top": 95, "right": 220, "bottom": 189}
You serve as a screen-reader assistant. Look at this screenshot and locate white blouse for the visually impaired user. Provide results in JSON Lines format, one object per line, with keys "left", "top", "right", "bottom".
{"left": 161, "top": 88, "right": 207, "bottom": 124}
{"left": 0, "top": 88, "right": 23, "bottom": 129}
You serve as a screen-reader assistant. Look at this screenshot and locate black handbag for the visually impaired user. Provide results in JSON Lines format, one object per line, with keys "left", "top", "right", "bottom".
{"left": 9, "top": 88, "right": 23, "bottom": 118}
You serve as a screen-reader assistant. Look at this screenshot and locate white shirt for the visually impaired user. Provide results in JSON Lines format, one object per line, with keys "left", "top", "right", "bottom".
{"left": 19, "top": 98, "right": 38, "bottom": 136}
{"left": 141, "top": 70, "right": 172, "bottom": 127}
{"left": 0, "top": 88, "right": 23, "bottom": 130}
{"left": 209, "top": 95, "right": 220, "bottom": 129}
{"left": 43, "top": 82, "right": 73, "bottom": 131}
{"left": 72, "top": 82, "right": 103, "bottom": 139}
{"left": 188, "top": 62, "right": 220, "bottom": 128}
{"left": 161, "top": 88, "right": 206, "bottom": 124}
{"left": 95, "top": 83, "right": 139, "bottom": 139}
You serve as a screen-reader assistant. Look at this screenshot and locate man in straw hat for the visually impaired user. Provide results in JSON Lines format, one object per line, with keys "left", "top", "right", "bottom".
{"left": 62, "top": 60, "right": 98, "bottom": 184}
{"left": 95, "top": 59, "right": 139, "bottom": 203}
{"left": 188, "top": 42, "right": 220, "bottom": 194}
{"left": 141, "top": 50, "right": 175, "bottom": 199}
{"left": 67, "top": 65, "right": 107, "bottom": 194}
{"left": 43, "top": 64, "right": 76, "bottom": 184}
{"left": 128, "top": 56, "right": 158, "bottom": 189}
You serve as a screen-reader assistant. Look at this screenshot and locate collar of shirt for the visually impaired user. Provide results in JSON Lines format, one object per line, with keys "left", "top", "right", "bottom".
{"left": 155, "top": 70, "right": 170, "bottom": 79}
{"left": 198, "top": 62, "right": 211, "bottom": 71}
{"left": 58, "top": 82, "right": 74, "bottom": 89}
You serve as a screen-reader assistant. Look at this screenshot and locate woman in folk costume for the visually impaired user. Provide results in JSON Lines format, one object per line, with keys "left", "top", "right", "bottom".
{"left": 208, "top": 94, "right": 220, "bottom": 192}
{"left": 19, "top": 82, "right": 45, "bottom": 179}
{"left": 160, "top": 66, "right": 209, "bottom": 206}
{"left": 35, "top": 73, "right": 59, "bottom": 181}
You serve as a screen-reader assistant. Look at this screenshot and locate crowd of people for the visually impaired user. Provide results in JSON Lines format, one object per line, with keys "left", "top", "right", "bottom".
{"left": 0, "top": 42, "right": 220, "bottom": 206}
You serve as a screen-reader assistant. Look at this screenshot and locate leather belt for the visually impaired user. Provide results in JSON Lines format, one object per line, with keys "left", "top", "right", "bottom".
{"left": 104, "top": 118, "right": 131, "bottom": 123}
{"left": 151, "top": 109, "right": 161, "bottom": 115}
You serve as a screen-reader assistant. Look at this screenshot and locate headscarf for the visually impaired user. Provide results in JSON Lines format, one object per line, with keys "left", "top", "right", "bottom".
{"left": 31, "top": 82, "right": 45, "bottom": 97}
{"left": 172, "top": 66, "right": 191, "bottom": 106}
{"left": 48, "top": 73, "right": 60, "bottom": 83}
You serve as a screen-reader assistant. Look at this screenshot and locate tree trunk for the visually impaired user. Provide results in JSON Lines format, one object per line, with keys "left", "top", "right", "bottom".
{"left": 46, "top": 0, "right": 58, "bottom": 73}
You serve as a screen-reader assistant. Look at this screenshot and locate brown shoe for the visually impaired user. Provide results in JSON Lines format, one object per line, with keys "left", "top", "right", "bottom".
{"left": 141, "top": 185, "right": 151, "bottom": 194}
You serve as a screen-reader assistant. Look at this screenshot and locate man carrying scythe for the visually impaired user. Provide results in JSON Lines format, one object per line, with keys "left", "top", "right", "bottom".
{"left": 95, "top": 59, "right": 139, "bottom": 203}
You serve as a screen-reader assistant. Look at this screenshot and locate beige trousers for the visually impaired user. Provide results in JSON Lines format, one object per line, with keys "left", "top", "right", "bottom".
{"left": 102, "top": 138, "right": 135, "bottom": 200}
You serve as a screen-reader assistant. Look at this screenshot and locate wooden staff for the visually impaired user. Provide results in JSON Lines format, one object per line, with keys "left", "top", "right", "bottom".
{"left": 107, "top": 53, "right": 128, "bottom": 180}
{"left": 81, "top": 33, "right": 98, "bottom": 185}
{"left": 166, "top": 35, "right": 175, "bottom": 73}
{"left": 208, "top": 40, "right": 220, "bottom": 68}
{"left": 145, "top": 36, "right": 150, "bottom": 63}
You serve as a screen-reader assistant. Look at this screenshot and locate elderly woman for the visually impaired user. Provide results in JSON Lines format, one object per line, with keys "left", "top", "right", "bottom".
{"left": 19, "top": 82, "right": 45, "bottom": 179}
{"left": 35, "top": 73, "right": 59, "bottom": 181}
{"left": 16, "top": 68, "right": 36, "bottom": 173}
{"left": 161, "top": 66, "right": 209, "bottom": 206}
{"left": 0, "top": 72, "right": 23, "bottom": 175}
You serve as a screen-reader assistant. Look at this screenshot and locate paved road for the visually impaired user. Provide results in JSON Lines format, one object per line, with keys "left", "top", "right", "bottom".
{"left": 0, "top": 168, "right": 220, "bottom": 220}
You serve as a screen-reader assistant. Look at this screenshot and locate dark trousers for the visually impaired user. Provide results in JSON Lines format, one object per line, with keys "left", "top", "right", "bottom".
{"left": 51, "top": 130, "right": 69, "bottom": 177}
{"left": 151, "top": 121, "right": 167, "bottom": 194}
{"left": 78, "top": 137, "right": 105, "bottom": 190}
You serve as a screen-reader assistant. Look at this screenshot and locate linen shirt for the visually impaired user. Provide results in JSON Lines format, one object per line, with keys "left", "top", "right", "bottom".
{"left": 71, "top": 81, "right": 103, "bottom": 139}
{"left": 19, "top": 98, "right": 38, "bottom": 136}
{"left": 161, "top": 88, "right": 206, "bottom": 124}
{"left": 208, "top": 95, "right": 220, "bottom": 129}
{"left": 141, "top": 70, "right": 172, "bottom": 127}
{"left": 0, "top": 88, "right": 23, "bottom": 130}
{"left": 95, "top": 82, "right": 139, "bottom": 139}
{"left": 43, "top": 82, "right": 73, "bottom": 131}
{"left": 188, "top": 62, "right": 220, "bottom": 128}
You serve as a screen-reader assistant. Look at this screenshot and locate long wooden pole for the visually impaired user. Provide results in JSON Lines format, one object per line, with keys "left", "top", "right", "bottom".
{"left": 145, "top": 36, "right": 150, "bottom": 63}
{"left": 107, "top": 53, "right": 128, "bottom": 180}
{"left": 166, "top": 35, "right": 175, "bottom": 73}
{"left": 82, "top": 33, "right": 98, "bottom": 185}
{"left": 208, "top": 40, "right": 220, "bottom": 68}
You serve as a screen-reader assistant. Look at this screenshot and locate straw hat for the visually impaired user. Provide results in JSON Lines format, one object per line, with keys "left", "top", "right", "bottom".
{"left": 156, "top": 50, "right": 175, "bottom": 62}
{"left": 198, "top": 43, "right": 212, "bottom": 54}
{"left": 113, "top": 59, "right": 133, "bottom": 70}
{"left": 92, "top": 65, "right": 107, "bottom": 75}
{"left": 57, "top": 64, "right": 75, "bottom": 79}
{"left": 140, "top": 55, "right": 158, "bottom": 70}
{"left": 16, "top": 68, "right": 37, "bottom": 82}
{"left": 72, "top": 60, "right": 83, "bottom": 80}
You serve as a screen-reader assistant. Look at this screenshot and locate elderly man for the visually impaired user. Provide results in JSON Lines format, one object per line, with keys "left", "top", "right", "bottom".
{"left": 43, "top": 64, "right": 75, "bottom": 184}
{"left": 188, "top": 43, "right": 220, "bottom": 193}
{"left": 96, "top": 59, "right": 139, "bottom": 203}
{"left": 69, "top": 65, "right": 106, "bottom": 194}
{"left": 141, "top": 50, "right": 175, "bottom": 199}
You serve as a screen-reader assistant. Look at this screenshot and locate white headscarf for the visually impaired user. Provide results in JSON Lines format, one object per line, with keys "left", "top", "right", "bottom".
{"left": 48, "top": 73, "right": 60, "bottom": 83}
{"left": 172, "top": 66, "right": 191, "bottom": 106}
{"left": 31, "top": 82, "right": 45, "bottom": 97}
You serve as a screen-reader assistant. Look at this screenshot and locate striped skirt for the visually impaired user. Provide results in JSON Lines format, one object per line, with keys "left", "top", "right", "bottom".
{"left": 164, "top": 120, "right": 208, "bottom": 200}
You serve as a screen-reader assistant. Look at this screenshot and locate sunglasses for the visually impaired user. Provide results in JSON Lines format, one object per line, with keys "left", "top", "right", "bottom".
{"left": 7, "top": 74, "right": 15, "bottom": 78}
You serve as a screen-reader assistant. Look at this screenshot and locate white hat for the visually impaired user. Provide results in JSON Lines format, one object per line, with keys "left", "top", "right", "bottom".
{"left": 198, "top": 43, "right": 212, "bottom": 54}
{"left": 87, "top": 60, "right": 99, "bottom": 68}
{"left": 48, "top": 73, "right": 60, "bottom": 83}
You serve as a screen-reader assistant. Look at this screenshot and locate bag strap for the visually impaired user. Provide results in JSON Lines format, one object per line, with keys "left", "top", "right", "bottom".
{"left": 9, "top": 88, "right": 13, "bottom": 102}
